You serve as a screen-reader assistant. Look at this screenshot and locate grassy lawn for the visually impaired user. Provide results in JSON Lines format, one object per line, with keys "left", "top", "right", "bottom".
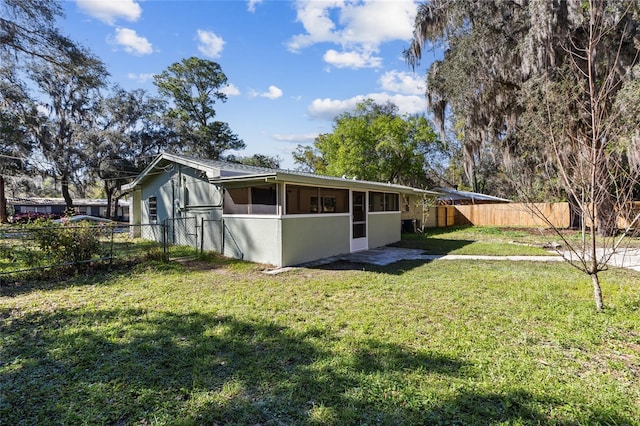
{"left": 396, "top": 226, "right": 558, "bottom": 255}
{"left": 2, "top": 231, "right": 640, "bottom": 425}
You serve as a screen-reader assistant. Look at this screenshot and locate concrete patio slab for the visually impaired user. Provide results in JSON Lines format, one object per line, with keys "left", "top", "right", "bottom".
{"left": 297, "top": 247, "right": 564, "bottom": 268}
{"left": 294, "top": 246, "right": 640, "bottom": 272}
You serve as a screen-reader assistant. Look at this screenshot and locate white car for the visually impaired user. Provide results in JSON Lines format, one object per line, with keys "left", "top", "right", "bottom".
{"left": 54, "top": 215, "right": 113, "bottom": 224}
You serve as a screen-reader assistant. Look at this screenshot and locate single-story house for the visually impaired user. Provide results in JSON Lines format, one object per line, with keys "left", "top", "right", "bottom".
{"left": 9, "top": 197, "right": 130, "bottom": 221}
{"left": 123, "top": 152, "right": 436, "bottom": 267}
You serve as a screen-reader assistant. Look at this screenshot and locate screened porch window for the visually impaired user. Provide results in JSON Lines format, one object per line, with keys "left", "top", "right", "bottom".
{"left": 369, "top": 192, "right": 400, "bottom": 212}
{"left": 286, "top": 185, "right": 348, "bottom": 214}
{"left": 223, "top": 184, "right": 277, "bottom": 215}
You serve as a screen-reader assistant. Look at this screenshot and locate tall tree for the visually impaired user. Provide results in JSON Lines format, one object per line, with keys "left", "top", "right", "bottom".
{"left": 0, "top": 66, "right": 35, "bottom": 222}
{"left": 86, "top": 87, "right": 171, "bottom": 219}
{"left": 1, "top": 0, "right": 100, "bottom": 217}
{"left": 154, "top": 57, "right": 244, "bottom": 160}
{"left": 226, "top": 154, "right": 281, "bottom": 169}
{"left": 294, "top": 100, "right": 445, "bottom": 188}
{"left": 0, "top": 0, "right": 88, "bottom": 69}
{"left": 28, "top": 49, "right": 108, "bottom": 209}
{"left": 407, "top": 0, "right": 640, "bottom": 310}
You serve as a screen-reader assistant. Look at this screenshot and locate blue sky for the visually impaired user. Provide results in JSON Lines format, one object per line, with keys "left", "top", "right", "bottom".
{"left": 60, "top": 0, "right": 439, "bottom": 168}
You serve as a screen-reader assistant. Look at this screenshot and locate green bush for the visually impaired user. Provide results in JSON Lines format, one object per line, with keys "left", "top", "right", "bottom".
{"left": 31, "top": 220, "right": 102, "bottom": 267}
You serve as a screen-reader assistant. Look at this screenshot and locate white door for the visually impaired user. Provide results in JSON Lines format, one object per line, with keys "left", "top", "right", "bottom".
{"left": 350, "top": 191, "right": 368, "bottom": 252}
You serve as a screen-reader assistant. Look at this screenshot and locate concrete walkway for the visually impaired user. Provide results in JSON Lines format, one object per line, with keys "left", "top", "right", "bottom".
{"left": 293, "top": 246, "right": 640, "bottom": 271}
{"left": 563, "top": 248, "right": 640, "bottom": 272}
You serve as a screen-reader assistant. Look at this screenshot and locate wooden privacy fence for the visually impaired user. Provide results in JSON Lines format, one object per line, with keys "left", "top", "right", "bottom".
{"left": 426, "top": 202, "right": 571, "bottom": 228}
{"left": 423, "top": 202, "right": 640, "bottom": 229}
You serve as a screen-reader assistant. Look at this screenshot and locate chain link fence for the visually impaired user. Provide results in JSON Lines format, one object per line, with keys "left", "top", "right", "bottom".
{"left": 0, "top": 223, "right": 175, "bottom": 281}
{"left": 0, "top": 216, "right": 230, "bottom": 281}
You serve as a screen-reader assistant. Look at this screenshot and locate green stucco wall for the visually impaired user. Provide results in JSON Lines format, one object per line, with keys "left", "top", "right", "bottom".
{"left": 368, "top": 212, "right": 401, "bottom": 249}
{"left": 223, "top": 216, "right": 282, "bottom": 266}
{"left": 281, "top": 215, "right": 351, "bottom": 266}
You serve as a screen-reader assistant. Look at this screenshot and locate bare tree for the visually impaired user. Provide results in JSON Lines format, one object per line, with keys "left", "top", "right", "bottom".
{"left": 408, "top": 0, "right": 640, "bottom": 310}
{"left": 517, "top": 1, "right": 640, "bottom": 311}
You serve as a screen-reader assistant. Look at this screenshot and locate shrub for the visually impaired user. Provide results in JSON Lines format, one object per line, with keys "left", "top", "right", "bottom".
{"left": 31, "top": 220, "right": 102, "bottom": 268}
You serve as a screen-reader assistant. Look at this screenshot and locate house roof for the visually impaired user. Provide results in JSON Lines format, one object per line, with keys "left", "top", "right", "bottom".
{"left": 123, "top": 152, "right": 438, "bottom": 196}
{"left": 434, "top": 188, "right": 511, "bottom": 203}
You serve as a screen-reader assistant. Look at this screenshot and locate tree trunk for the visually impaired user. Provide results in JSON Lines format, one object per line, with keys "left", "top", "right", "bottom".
{"left": 591, "top": 273, "right": 604, "bottom": 311}
{"left": 61, "top": 172, "right": 74, "bottom": 213}
{"left": 0, "top": 175, "right": 7, "bottom": 223}
{"left": 104, "top": 181, "right": 114, "bottom": 219}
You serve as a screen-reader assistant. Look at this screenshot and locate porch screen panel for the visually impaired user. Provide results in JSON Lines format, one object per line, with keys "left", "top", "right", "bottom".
{"left": 250, "top": 184, "right": 277, "bottom": 214}
{"left": 369, "top": 191, "right": 400, "bottom": 212}
{"left": 319, "top": 188, "right": 348, "bottom": 213}
{"left": 224, "top": 188, "right": 249, "bottom": 214}
{"left": 286, "top": 185, "right": 348, "bottom": 214}
{"left": 385, "top": 193, "right": 399, "bottom": 211}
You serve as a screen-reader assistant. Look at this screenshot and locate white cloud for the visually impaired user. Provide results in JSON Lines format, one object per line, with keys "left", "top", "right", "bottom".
{"left": 197, "top": 30, "right": 225, "bottom": 58}
{"left": 110, "top": 28, "right": 153, "bottom": 55}
{"left": 272, "top": 133, "right": 318, "bottom": 143}
{"left": 308, "top": 93, "right": 426, "bottom": 120}
{"left": 251, "top": 85, "right": 283, "bottom": 100}
{"left": 379, "top": 71, "right": 425, "bottom": 95}
{"left": 247, "top": 0, "right": 264, "bottom": 13}
{"left": 323, "top": 49, "right": 382, "bottom": 69}
{"left": 127, "top": 72, "right": 155, "bottom": 83}
{"left": 288, "top": 0, "right": 417, "bottom": 69}
{"left": 76, "top": 0, "right": 142, "bottom": 25}
{"left": 220, "top": 83, "right": 240, "bottom": 96}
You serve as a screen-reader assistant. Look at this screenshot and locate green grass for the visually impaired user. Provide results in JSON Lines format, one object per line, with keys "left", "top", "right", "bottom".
{"left": 2, "top": 243, "right": 640, "bottom": 425}
{"left": 397, "top": 226, "right": 556, "bottom": 255}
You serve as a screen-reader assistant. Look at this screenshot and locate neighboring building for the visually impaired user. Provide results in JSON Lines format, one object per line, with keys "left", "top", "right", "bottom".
{"left": 123, "top": 152, "right": 436, "bottom": 267}
{"left": 435, "top": 188, "right": 511, "bottom": 205}
{"left": 9, "top": 197, "right": 130, "bottom": 221}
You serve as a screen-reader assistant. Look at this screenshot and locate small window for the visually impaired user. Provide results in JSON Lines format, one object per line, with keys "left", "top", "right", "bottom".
{"left": 149, "top": 196, "right": 157, "bottom": 222}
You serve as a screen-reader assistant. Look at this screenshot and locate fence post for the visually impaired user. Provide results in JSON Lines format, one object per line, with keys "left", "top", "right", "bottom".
{"left": 162, "top": 219, "right": 168, "bottom": 260}
{"left": 110, "top": 225, "right": 114, "bottom": 265}
{"left": 200, "top": 217, "right": 204, "bottom": 255}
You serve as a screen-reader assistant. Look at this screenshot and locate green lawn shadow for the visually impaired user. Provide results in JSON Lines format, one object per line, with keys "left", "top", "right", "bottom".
{"left": 1, "top": 308, "right": 610, "bottom": 425}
